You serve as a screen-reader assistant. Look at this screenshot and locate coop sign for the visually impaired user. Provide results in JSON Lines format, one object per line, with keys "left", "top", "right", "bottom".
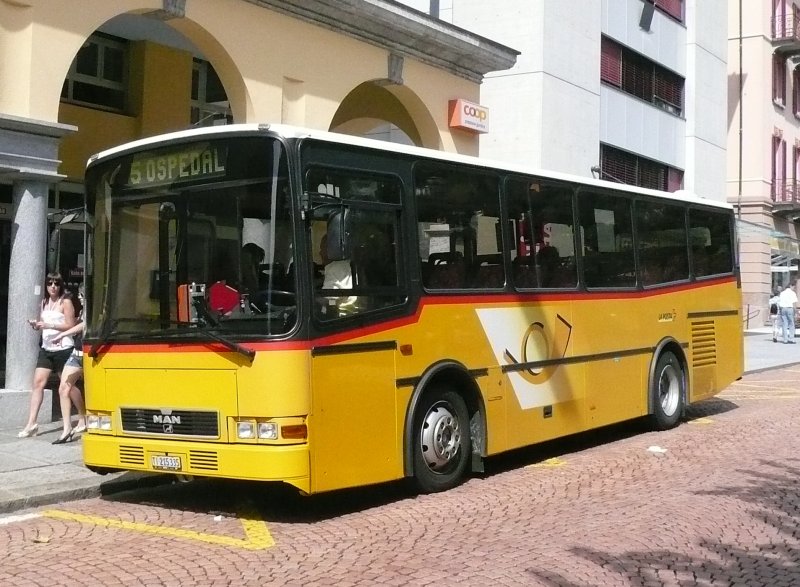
{"left": 127, "top": 144, "right": 227, "bottom": 188}
{"left": 448, "top": 98, "right": 489, "bottom": 134}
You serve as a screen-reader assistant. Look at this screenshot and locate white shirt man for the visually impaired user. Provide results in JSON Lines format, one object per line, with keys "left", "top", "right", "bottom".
{"left": 778, "top": 282, "right": 798, "bottom": 344}
{"left": 318, "top": 234, "right": 357, "bottom": 317}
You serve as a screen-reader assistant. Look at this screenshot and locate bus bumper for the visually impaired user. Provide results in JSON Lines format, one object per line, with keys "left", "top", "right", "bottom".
{"left": 82, "top": 433, "right": 310, "bottom": 493}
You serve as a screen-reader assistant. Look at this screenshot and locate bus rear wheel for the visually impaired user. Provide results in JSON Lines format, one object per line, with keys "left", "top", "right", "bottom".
{"left": 650, "top": 351, "right": 684, "bottom": 430}
{"left": 412, "top": 388, "right": 471, "bottom": 493}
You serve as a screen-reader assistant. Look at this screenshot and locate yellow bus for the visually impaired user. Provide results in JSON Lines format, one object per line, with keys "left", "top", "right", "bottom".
{"left": 82, "top": 124, "right": 743, "bottom": 494}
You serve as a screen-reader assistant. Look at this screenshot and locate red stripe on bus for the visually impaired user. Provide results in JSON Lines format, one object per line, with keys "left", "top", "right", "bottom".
{"left": 87, "top": 276, "right": 736, "bottom": 354}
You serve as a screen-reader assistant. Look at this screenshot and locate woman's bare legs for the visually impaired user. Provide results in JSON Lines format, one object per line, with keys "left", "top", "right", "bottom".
{"left": 56, "top": 364, "right": 84, "bottom": 438}
{"left": 69, "top": 381, "right": 86, "bottom": 431}
{"left": 21, "top": 367, "right": 52, "bottom": 435}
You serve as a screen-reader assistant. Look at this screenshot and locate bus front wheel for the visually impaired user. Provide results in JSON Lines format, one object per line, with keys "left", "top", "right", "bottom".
{"left": 650, "top": 351, "right": 684, "bottom": 430}
{"left": 412, "top": 388, "right": 471, "bottom": 493}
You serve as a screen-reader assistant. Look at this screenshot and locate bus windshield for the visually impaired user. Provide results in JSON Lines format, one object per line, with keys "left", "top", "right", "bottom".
{"left": 85, "top": 136, "right": 296, "bottom": 340}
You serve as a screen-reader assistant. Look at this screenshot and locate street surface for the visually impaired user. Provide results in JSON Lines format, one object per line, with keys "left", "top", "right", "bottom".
{"left": 2, "top": 366, "right": 799, "bottom": 586}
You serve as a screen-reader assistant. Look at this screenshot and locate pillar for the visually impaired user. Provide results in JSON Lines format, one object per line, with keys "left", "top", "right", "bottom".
{"left": 0, "top": 113, "right": 76, "bottom": 428}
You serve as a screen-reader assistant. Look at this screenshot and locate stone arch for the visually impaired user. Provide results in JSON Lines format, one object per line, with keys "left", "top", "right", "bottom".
{"left": 55, "top": 10, "right": 250, "bottom": 180}
{"left": 165, "top": 17, "right": 250, "bottom": 123}
{"left": 330, "top": 82, "right": 440, "bottom": 149}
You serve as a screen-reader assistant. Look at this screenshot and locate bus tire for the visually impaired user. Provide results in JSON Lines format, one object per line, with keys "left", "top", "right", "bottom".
{"left": 412, "top": 387, "right": 471, "bottom": 493}
{"left": 650, "top": 351, "right": 684, "bottom": 430}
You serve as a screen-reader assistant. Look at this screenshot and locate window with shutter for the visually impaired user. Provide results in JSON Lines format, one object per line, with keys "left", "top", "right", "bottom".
{"left": 772, "top": 135, "right": 787, "bottom": 201}
{"left": 601, "top": 36, "right": 683, "bottom": 116}
{"left": 600, "top": 144, "right": 682, "bottom": 192}
{"left": 794, "top": 68, "right": 800, "bottom": 116}
{"left": 656, "top": 0, "right": 683, "bottom": 22}
{"left": 774, "top": 54, "right": 787, "bottom": 106}
{"left": 600, "top": 38, "right": 622, "bottom": 87}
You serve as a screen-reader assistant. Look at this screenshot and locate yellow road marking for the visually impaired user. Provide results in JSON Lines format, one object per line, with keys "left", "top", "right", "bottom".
{"left": 688, "top": 417, "right": 714, "bottom": 425}
{"left": 41, "top": 509, "right": 274, "bottom": 550}
{"left": 529, "top": 457, "right": 567, "bottom": 468}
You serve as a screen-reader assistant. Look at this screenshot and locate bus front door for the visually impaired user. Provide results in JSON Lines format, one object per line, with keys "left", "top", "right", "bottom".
{"left": 309, "top": 346, "right": 400, "bottom": 492}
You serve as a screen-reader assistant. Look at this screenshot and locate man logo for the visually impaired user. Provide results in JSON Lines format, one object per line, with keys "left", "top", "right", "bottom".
{"left": 163, "top": 424, "right": 174, "bottom": 434}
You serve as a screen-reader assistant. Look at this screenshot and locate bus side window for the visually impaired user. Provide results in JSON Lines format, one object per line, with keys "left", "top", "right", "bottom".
{"left": 578, "top": 190, "right": 635, "bottom": 289}
{"left": 506, "top": 177, "right": 578, "bottom": 290}
{"left": 306, "top": 166, "right": 405, "bottom": 320}
{"left": 414, "top": 164, "right": 502, "bottom": 291}
{"left": 689, "top": 208, "right": 733, "bottom": 277}
{"left": 636, "top": 200, "right": 688, "bottom": 286}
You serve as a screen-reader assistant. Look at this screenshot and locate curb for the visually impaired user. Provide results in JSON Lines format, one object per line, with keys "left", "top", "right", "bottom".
{"left": 0, "top": 472, "right": 172, "bottom": 515}
{"left": 744, "top": 360, "right": 800, "bottom": 376}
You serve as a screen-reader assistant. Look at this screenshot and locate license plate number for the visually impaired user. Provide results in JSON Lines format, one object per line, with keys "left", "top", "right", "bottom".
{"left": 151, "top": 455, "right": 182, "bottom": 471}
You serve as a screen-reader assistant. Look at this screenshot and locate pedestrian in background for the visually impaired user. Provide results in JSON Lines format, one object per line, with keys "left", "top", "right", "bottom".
{"left": 50, "top": 286, "right": 87, "bottom": 443}
{"left": 769, "top": 287, "right": 783, "bottom": 343}
{"left": 18, "top": 272, "right": 77, "bottom": 439}
{"left": 778, "top": 280, "right": 798, "bottom": 344}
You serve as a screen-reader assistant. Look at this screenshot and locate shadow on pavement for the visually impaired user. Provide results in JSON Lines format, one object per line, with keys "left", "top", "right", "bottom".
{"left": 525, "top": 457, "right": 800, "bottom": 586}
{"left": 99, "top": 399, "right": 742, "bottom": 523}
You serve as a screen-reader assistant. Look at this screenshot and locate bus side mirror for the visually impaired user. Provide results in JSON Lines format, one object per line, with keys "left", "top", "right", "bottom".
{"left": 47, "top": 226, "right": 60, "bottom": 273}
{"left": 326, "top": 209, "right": 352, "bottom": 261}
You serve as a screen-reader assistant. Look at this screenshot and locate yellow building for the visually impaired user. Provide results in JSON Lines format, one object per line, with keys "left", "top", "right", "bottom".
{"left": 0, "top": 0, "right": 517, "bottom": 423}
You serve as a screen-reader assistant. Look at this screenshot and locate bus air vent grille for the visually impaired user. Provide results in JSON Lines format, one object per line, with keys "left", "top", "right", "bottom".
{"left": 119, "top": 445, "right": 145, "bottom": 466}
{"left": 120, "top": 408, "right": 219, "bottom": 437}
{"left": 690, "top": 320, "right": 717, "bottom": 367}
{"left": 189, "top": 450, "right": 219, "bottom": 471}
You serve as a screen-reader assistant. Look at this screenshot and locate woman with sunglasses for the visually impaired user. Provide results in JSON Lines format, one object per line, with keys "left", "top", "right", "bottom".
{"left": 18, "top": 272, "right": 78, "bottom": 441}
{"left": 50, "top": 286, "right": 87, "bottom": 442}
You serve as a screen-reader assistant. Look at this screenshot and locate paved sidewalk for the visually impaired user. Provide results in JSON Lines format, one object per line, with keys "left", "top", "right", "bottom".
{"left": 1, "top": 327, "right": 798, "bottom": 515}
{"left": 0, "top": 424, "right": 161, "bottom": 514}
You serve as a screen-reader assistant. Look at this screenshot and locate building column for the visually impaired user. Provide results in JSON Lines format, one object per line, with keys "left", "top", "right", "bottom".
{"left": 0, "top": 114, "right": 76, "bottom": 428}
{"left": 7, "top": 180, "right": 48, "bottom": 390}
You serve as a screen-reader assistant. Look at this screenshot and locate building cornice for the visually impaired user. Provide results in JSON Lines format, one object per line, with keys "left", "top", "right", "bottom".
{"left": 243, "top": 0, "right": 519, "bottom": 83}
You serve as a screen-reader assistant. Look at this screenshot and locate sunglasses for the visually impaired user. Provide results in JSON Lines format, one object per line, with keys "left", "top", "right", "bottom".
{"left": 46, "top": 280, "right": 62, "bottom": 286}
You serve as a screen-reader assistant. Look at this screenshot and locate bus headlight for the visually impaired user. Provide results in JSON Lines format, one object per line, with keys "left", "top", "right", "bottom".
{"left": 87, "top": 413, "right": 112, "bottom": 431}
{"left": 258, "top": 422, "right": 278, "bottom": 440}
{"left": 237, "top": 421, "right": 255, "bottom": 439}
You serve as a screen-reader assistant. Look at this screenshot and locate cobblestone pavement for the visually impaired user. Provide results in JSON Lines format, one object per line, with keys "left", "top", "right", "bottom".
{"left": 2, "top": 366, "right": 799, "bottom": 586}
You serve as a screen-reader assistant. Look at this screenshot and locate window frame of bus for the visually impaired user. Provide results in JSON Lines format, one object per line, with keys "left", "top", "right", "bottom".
{"left": 303, "top": 165, "right": 407, "bottom": 322}
{"left": 576, "top": 187, "right": 637, "bottom": 290}
{"left": 506, "top": 175, "right": 579, "bottom": 291}
{"left": 413, "top": 162, "right": 504, "bottom": 292}
{"left": 635, "top": 197, "right": 690, "bottom": 288}
{"left": 687, "top": 206, "right": 735, "bottom": 279}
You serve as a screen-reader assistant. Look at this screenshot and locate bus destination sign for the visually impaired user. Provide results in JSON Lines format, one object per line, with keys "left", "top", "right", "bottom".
{"left": 127, "top": 144, "right": 227, "bottom": 188}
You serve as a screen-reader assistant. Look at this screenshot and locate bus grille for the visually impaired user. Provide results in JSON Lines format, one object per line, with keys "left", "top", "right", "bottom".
{"left": 690, "top": 320, "right": 717, "bottom": 367}
{"left": 119, "top": 445, "right": 145, "bottom": 467}
{"left": 120, "top": 408, "right": 219, "bottom": 437}
{"left": 189, "top": 450, "right": 219, "bottom": 471}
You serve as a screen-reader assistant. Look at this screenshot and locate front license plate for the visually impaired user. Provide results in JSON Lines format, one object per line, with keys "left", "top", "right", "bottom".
{"left": 151, "top": 455, "right": 182, "bottom": 471}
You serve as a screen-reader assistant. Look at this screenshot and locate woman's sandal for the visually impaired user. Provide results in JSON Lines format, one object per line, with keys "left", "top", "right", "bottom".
{"left": 52, "top": 430, "right": 74, "bottom": 445}
{"left": 17, "top": 424, "right": 39, "bottom": 438}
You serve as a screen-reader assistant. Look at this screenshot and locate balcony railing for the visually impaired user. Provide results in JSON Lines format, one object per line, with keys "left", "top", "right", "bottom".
{"left": 772, "top": 13, "right": 800, "bottom": 47}
{"left": 772, "top": 178, "right": 800, "bottom": 209}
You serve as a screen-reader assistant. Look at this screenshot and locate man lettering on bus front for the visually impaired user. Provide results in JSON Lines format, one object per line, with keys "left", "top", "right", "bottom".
{"left": 778, "top": 280, "right": 798, "bottom": 344}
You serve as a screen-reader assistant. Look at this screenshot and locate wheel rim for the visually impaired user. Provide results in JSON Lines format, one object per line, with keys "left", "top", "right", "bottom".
{"left": 419, "top": 401, "right": 462, "bottom": 473}
{"left": 658, "top": 362, "right": 681, "bottom": 417}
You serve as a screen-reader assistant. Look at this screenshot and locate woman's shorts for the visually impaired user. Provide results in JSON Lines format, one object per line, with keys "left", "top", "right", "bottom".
{"left": 64, "top": 352, "right": 83, "bottom": 369}
{"left": 36, "top": 347, "right": 73, "bottom": 373}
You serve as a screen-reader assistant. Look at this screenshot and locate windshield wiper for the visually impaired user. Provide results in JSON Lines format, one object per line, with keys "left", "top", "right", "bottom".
{"left": 187, "top": 325, "right": 255, "bottom": 363}
{"left": 88, "top": 318, "right": 120, "bottom": 358}
{"left": 88, "top": 317, "right": 255, "bottom": 363}
{"left": 136, "top": 319, "right": 256, "bottom": 363}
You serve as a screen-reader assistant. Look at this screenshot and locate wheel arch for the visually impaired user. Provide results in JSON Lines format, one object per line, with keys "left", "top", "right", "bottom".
{"left": 402, "top": 360, "right": 486, "bottom": 478}
{"left": 646, "top": 337, "right": 689, "bottom": 416}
